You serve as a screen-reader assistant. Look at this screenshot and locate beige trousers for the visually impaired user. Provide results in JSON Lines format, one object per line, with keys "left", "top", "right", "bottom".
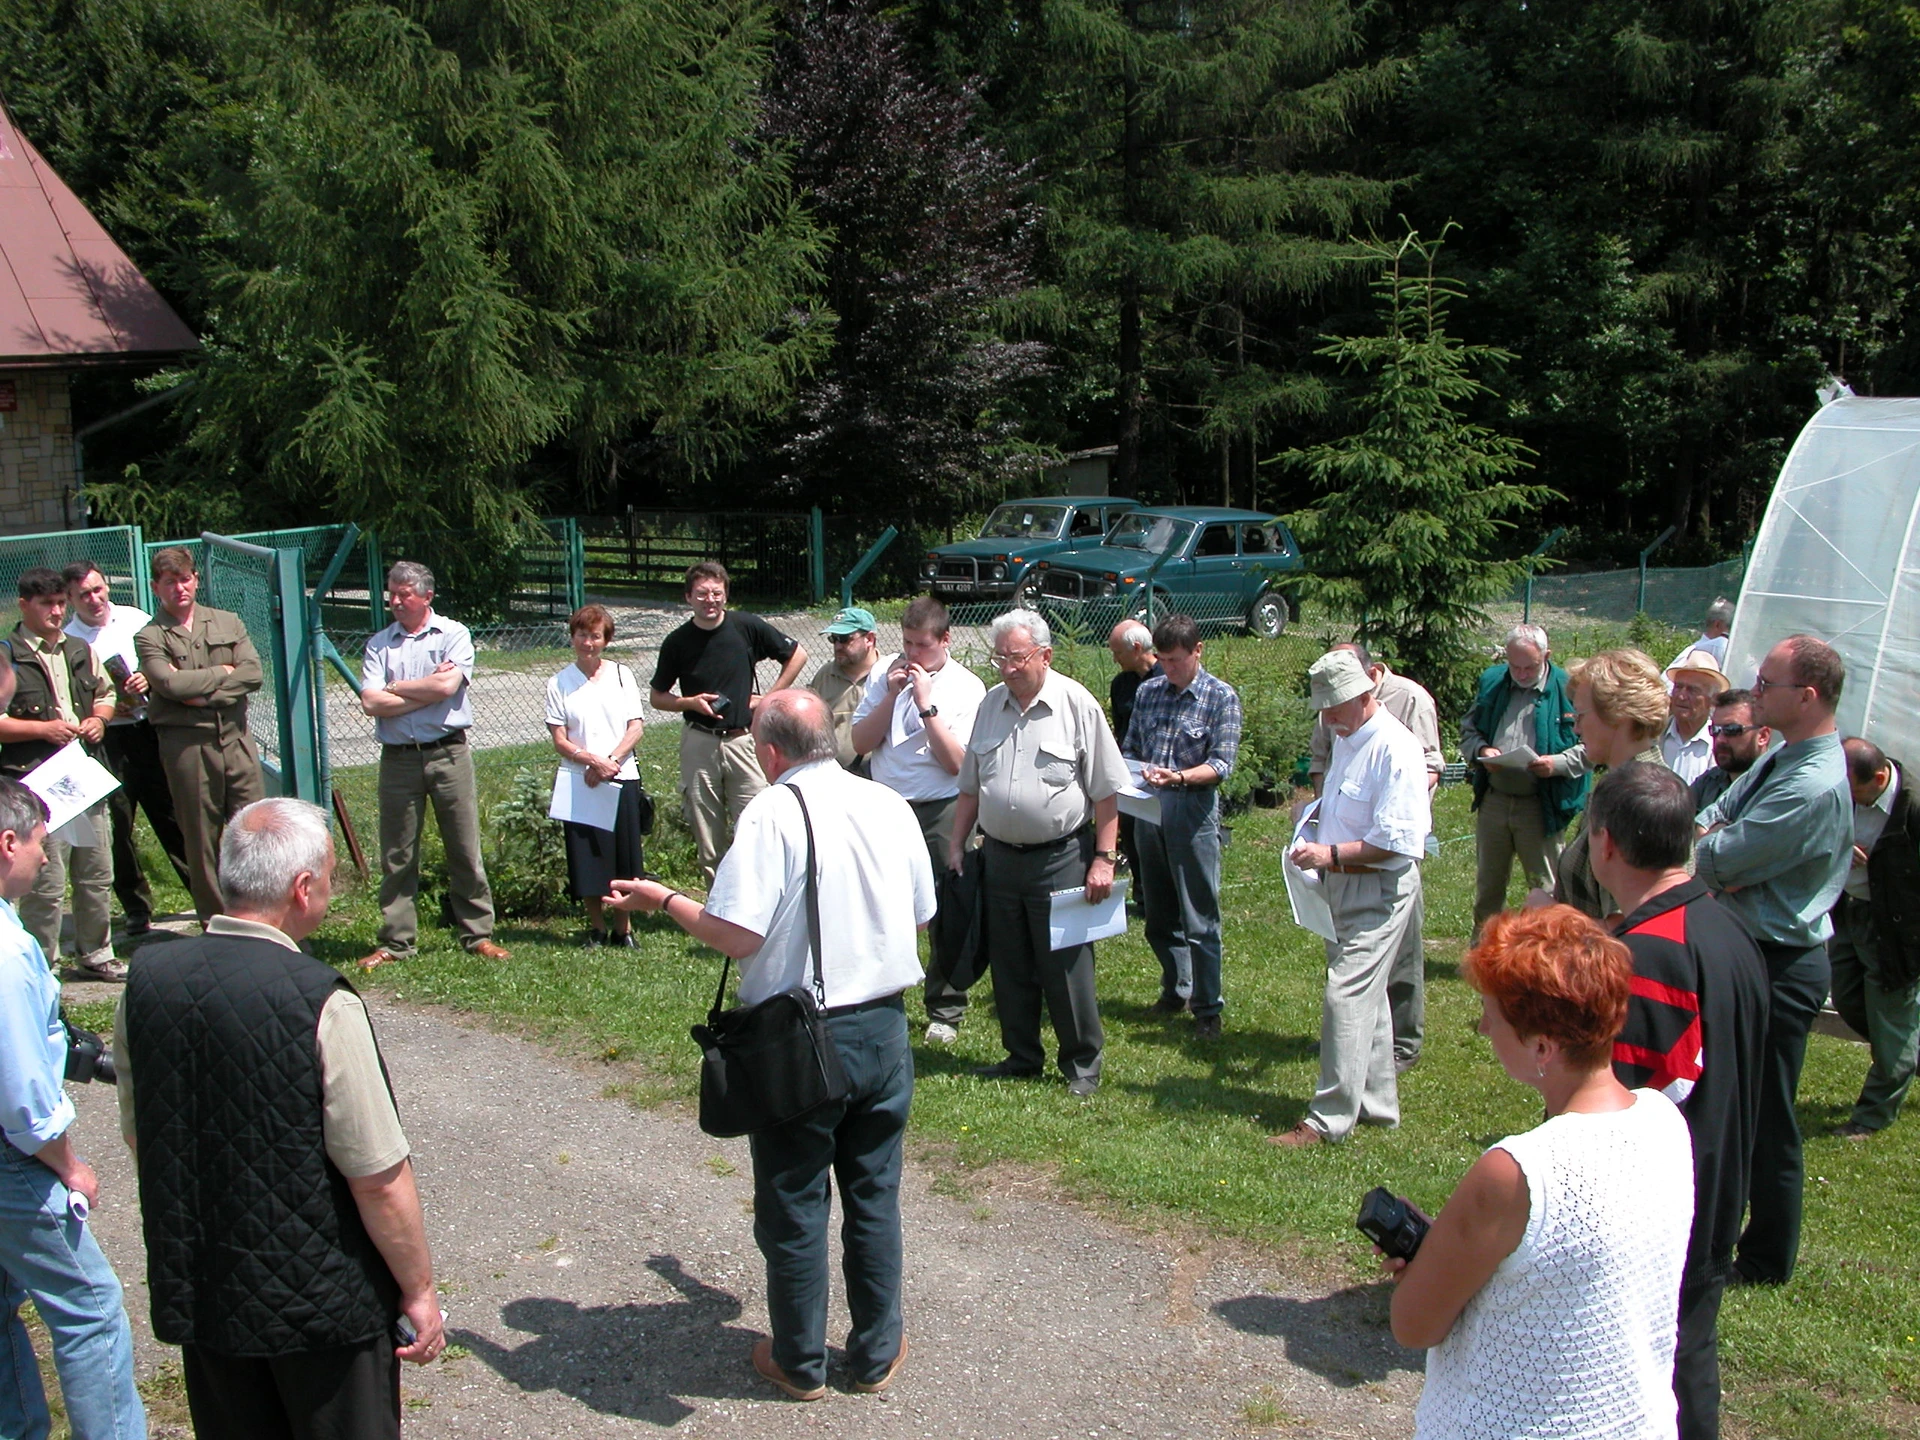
{"left": 1472, "top": 787, "right": 1564, "bottom": 930}
{"left": 678, "top": 726, "right": 767, "bottom": 882}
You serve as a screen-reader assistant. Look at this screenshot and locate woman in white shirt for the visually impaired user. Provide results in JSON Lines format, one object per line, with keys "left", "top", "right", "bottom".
{"left": 1389, "top": 904, "right": 1694, "bottom": 1440}
{"left": 546, "top": 605, "right": 648, "bottom": 946}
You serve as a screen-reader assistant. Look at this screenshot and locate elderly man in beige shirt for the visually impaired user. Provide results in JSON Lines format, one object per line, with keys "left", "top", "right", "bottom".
{"left": 951, "top": 609, "right": 1130, "bottom": 1096}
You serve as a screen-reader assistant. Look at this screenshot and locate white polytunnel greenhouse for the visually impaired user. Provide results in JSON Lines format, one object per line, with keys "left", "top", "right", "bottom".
{"left": 1728, "top": 395, "right": 1920, "bottom": 754}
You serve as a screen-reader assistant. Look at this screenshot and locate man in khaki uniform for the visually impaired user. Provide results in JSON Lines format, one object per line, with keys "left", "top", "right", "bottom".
{"left": 952, "top": 609, "right": 1129, "bottom": 1096}
{"left": 807, "top": 606, "right": 880, "bottom": 772}
{"left": 135, "top": 546, "right": 265, "bottom": 926}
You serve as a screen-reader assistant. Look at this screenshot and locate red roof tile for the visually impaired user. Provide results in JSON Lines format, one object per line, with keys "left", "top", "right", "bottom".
{"left": 0, "top": 101, "right": 199, "bottom": 366}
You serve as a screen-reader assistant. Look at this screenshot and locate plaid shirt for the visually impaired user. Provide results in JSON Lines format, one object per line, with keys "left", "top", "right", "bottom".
{"left": 1121, "top": 667, "right": 1242, "bottom": 781}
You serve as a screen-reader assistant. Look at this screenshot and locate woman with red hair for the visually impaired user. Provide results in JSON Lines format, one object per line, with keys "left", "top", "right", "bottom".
{"left": 1390, "top": 905, "right": 1694, "bottom": 1439}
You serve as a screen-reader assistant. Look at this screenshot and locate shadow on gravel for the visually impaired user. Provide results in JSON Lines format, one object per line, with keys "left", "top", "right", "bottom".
{"left": 454, "top": 1255, "right": 761, "bottom": 1422}
{"left": 1211, "top": 1284, "right": 1422, "bottom": 1386}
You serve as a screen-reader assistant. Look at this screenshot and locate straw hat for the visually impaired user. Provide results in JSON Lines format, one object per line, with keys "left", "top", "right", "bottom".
{"left": 1666, "top": 647, "right": 1730, "bottom": 688}
{"left": 1308, "top": 649, "right": 1375, "bottom": 709}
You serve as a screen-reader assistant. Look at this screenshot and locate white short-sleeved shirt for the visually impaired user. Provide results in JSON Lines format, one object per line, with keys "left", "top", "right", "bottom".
{"left": 66, "top": 603, "right": 152, "bottom": 726}
{"left": 705, "top": 759, "right": 936, "bottom": 1008}
{"left": 1318, "top": 706, "right": 1430, "bottom": 862}
{"left": 545, "top": 661, "right": 645, "bottom": 781}
{"left": 851, "top": 655, "right": 987, "bottom": 801}
{"left": 1660, "top": 718, "right": 1714, "bottom": 785}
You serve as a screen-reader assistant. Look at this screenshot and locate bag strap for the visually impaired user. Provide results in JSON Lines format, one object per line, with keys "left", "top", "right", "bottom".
{"left": 786, "top": 782, "right": 827, "bottom": 1007}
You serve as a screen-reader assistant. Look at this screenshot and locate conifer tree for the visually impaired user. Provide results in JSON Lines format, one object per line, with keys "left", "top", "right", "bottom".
{"left": 1284, "top": 229, "right": 1548, "bottom": 704}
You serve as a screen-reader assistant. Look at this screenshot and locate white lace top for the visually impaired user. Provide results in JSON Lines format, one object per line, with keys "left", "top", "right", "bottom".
{"left": 1414, "top": 1090, "right": 1694, "bottom": 1440}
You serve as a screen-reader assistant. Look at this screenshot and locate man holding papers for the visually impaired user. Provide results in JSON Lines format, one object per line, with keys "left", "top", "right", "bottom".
{"left": 1271, "top": 649, "right": 1428, "bottom": 1148}
{"left": 952, "top": 610, "right": 1129, "bottom": 1097}
{"left": 1121, "top": 613, "right": 1241, "bottom": 1039}
{"left": 0, "top": 567, "right": 123, "bottom": 980}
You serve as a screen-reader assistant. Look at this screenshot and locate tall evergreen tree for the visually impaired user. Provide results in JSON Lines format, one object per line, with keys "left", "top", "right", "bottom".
{"left": 1284, "top": 229, "right": 1547, "bottom": 705}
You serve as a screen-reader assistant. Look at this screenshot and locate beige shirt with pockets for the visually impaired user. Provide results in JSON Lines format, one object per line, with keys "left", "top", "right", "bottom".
{"left": 115, "top": 916, "right": 409, "bottom": 1177}
{"left": 960, "top": 667, "right": 1130, "bottom": 845}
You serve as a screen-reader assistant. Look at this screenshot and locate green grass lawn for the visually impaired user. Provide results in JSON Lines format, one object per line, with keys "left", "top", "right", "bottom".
{"left": 99, "top": 613, "right": 1915, "bottom": 1437}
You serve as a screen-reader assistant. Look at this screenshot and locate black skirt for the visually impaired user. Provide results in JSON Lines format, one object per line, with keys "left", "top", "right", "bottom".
{"left": 562, "top": 777, "right": 648, "bottom": 898}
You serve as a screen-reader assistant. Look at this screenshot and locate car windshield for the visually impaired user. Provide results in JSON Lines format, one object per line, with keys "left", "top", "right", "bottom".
{"left": 979, "top": 505, "right": 1069, "bottom": 541}
{"left": 1106, "top": 514, "right": 1197, "bottom": 556}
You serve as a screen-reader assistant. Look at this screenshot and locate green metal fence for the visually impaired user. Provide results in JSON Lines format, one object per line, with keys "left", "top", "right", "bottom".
{"left": 1511, "top": 558, "right": 1746, "bottom": 629}
{"left": 145, "top": 524, "right": 381, "bottom": 630}
{"left": 0, "top": 524, "right": 146, "bottom": 626}
{"left": 576, "top": 509, "right": 824, "bottom": 602}
{"left": 371, "top": 517, "right": 584, "bottom": 624}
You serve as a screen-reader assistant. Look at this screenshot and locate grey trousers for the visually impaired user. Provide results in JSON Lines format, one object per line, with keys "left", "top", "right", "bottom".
{"left": 1307, "top": 864, "right": 1422, "bottom": 1140}
{"left": 376, "top": 740, "right": 495, "bottom": 953}
{"left": 1829, "top": 895, "right": 1919, "bottom": 1131}
{"left": 1389, "top": 881, "right": 1426, "bottom": 1067}
{"left": 1133, "top": 788, "right": 1224, "bottom": 1016}
{"left": 1473, "top": 788, "right": 1562, "bottom": 929}
{"left": 909, "top": 796, "right": 968, "bottom": 1027}
{"left": 982, "top": 833, "right": 1103, "bottom": 1082}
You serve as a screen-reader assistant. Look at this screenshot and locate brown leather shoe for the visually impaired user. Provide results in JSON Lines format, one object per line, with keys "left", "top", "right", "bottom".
{"left": 466, "top": 940, "right": 511, "bottom": 961}
{"left": 1265, "top": 1120, "right": 1325, "bottom": 1149}
{"left": 750, "top": 1338, "right": 825, "bottom": 1401}
{"left": 357, "top": 948, "right": 401, "bottom": 974}
{"left": 852, "top": 1336, "right": 908, "bottom": 1394}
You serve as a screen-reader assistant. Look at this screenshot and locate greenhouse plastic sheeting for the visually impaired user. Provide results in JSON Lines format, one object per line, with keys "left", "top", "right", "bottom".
{"left": 1728, "top": 396, "right": 1920, "bottom": 751}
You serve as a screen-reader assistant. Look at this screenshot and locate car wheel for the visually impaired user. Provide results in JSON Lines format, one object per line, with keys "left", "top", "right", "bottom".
{"left": 1014, "top": 573, "right": 1044, "bottom": 608}
{"left": 1128, "top": 587, "right": 1171, "bottom": 625}
{"left": 1246, "top": 589, "right": 1287, "bottom": 638}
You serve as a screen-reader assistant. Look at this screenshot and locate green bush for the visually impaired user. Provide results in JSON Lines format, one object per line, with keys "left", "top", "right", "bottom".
{"left": 484, "top": 767, "right": 572, "bottom": 918}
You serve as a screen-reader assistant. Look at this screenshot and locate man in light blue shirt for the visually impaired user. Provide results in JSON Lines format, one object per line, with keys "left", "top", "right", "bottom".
{"left": 357, "top": 561, "right": 507, "bottom": 971}
{"left": 0, "top": 757, "right": 145, "bottom": 1438}
{"left": 1695, "top": 634, "right": 1852, "bottom": 1286}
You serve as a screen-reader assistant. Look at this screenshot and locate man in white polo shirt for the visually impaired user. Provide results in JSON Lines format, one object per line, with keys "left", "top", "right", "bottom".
{"left": 850, "top": 595, "right": 986, "bottom": 1044}
{"left": 1662, "top": 647, "right": 1725, "bottom": 786}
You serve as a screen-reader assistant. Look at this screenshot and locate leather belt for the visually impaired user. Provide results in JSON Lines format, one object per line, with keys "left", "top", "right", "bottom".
{"left": 692, "top": 726, "right": 751, "bottom": 740}
{"left": 1324, "top": 864, "right": 1382, "bottom": 875}
{"left": 823, "top": 990, "right": 905, "bottom": 1018}
{"left": 384, "top": 731, "right": 466, "bottom": 751}
{"left": 984, "top": 830, "right": 1087, "bottom": 854}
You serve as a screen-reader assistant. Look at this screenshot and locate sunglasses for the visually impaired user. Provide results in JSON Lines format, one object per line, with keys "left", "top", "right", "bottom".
{"left": 1708, "top": 722, "right": 1756, "bottom": 737}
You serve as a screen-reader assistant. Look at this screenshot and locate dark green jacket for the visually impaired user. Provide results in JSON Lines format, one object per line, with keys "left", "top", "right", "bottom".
{"left": 1467, "top": 660, "right": 1587, "bottom": 832}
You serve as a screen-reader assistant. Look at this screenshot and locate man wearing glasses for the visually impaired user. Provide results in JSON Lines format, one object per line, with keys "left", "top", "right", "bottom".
{"left": 1695, "top": 635, "right": 1852, "bottom": 1287}
{"left": 1691, "top": 689, "right": 1771, "bottom": 812}
{"left": 1662, "top": 649, "right": 1726, "bottom": 785}
{"left": 950, "top": 610, "right": 1128, "bottom": 1096}
{"left": 808, "top": 607, "right": 881, "bottom": 773}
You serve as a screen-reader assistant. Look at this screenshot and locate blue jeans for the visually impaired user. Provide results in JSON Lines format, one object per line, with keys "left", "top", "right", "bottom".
{"left": 1134, "top": 789, "right": 1224, "bottom": 1016}
{"left": 748, "top": 998, "right": 912, "bottom": 1390}
{"left": 0, "top": 1142, "right": 144, "bottom": 1440}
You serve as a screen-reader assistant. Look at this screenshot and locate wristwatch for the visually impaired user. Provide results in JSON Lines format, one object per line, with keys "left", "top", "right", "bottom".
{"left": 1094, "top": 849, "right": 1120, "bottom": 863}
{"left": 918, "top": 705, "right": 939, "bottom": 719}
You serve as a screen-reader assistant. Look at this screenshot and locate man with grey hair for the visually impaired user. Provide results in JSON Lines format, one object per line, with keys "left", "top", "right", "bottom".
{"left": 1678, "top": 596, "right": 1736, "bottom": 668}
{"left": 1461, "top": 623, "right": 1588, "bottom": 931}
{"left": 1271, "top": 649, "right": 1429, "bottom": 1147}
{"left": 357, "top": 561, "right": 508, "bottom": 971}
{"left": 609, "top": 689, "right": 933, "bottom": 1400}
{"left": 1106, "top": 618, "right": 1159, "bottom": 902}
{"left": 117, "top": 797, "right": 444, "bottom": 1436}
{"left": 953, "top": 610, "right": 1130, "bottom": 1096}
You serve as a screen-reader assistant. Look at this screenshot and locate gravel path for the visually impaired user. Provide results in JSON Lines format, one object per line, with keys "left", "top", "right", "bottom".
{"left": 72, "top": 992, "right": 1424, "bottom": 1438}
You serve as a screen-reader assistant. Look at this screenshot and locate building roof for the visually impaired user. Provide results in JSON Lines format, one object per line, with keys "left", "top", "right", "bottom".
{"left": 0, "top": 101, "right": 199, "bottom": 368}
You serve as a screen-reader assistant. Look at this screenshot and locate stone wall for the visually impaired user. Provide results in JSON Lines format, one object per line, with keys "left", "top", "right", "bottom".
{"left": 0, "top": 370, "right": 76, "bottom": 535}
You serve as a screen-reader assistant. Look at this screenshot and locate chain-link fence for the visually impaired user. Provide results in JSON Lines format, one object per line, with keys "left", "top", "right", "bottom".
{"left": 198, "top": 535, "right": 290, "bottom": 785}
{"left": 1509, "top": 558, "right": 1746, "bottom": 630}
{"left": 145, "top": 525, "right": 379, "bottom": 630}
{"left": 0, "top": 524, "right": 146, "bottom": 628}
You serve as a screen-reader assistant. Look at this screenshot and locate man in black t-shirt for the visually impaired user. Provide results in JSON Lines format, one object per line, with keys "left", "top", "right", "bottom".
{"left": 1590, "top": 763, "right": 1769, "bottom": 1440}
{"left": 650, "top": 562, "right": 807, "bottom": 880}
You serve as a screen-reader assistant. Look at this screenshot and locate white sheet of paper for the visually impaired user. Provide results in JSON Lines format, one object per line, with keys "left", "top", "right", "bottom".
{"left": 24, "top": 741, "right": 119, "bottom": 840}
{"left": 1118, "top": 759, "right": 1161, "bottom": 825}
{"left": 548, "top": 767, "right": 621, "bottom": 832}
{"left": 889, "top": 688, "right": 923, "bottom": 751}
{"left": 1481, "top": 745, "right": 1540, "bottom": 770}
{"left": 1047, "top": 880, "right": 1129, "bottom": 949}
{"left": 1283, "top": 799, "right": 1336, "bottom": 940}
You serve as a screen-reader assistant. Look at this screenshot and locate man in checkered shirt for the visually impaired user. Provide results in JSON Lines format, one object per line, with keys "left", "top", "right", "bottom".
{"left": 1121, "top": 613, "right": 1242, "bottom": 1039}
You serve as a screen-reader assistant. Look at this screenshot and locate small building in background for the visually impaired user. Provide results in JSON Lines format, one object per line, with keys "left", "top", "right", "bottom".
{"left": 1042, "top": 445, "right": 1116, "bottom": 496}
{"left": 0, "top": 100, "right": 198, "bottom": 535}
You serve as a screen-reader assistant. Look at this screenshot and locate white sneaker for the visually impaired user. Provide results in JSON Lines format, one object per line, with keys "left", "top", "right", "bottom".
{"left": 924, "top": 1022, "right": 958, "bottom": 1045}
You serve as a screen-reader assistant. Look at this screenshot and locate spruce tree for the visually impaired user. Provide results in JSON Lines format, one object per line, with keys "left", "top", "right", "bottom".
{"left": 1284, "top": 228, "right": 1548, "bottom": 705}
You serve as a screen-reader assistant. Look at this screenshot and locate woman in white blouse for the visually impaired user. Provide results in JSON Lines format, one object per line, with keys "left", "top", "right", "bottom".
{"left": 1388, "top": 904, "right": 1694, "bottom": 1440}
{"left": 546, "top": 605, "right": 648, "bottom": 946}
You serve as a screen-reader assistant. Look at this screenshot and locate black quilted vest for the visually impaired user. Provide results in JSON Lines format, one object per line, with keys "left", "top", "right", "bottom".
{"left": 126, "top": 935, "right": 400, "bottom": 1355}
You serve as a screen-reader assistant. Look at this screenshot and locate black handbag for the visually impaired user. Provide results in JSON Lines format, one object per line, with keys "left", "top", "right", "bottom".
{"left": 690, "top": 783, "right": 850, "bottom": 1138}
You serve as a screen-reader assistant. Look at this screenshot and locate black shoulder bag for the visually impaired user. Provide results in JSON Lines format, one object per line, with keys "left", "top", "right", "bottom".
{"left": 690, "top": 783, "right": 850, "bottom": 1137}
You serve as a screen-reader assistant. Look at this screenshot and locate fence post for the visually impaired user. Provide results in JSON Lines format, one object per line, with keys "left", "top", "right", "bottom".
{"left": 840, "top": 528, "right": 899, "bottom": 608}
{"left": 364, "top": 531, "right": 384, "bottom": 627}
{"left": 1522, "top": 527, "right": 1565, "bottom": 624}
{"left": 1637, "top": 525, "right": 1677, "bottom": 615}
{"left": 809, "top": 508, "right": 826, "bottom": 603}
{"left": 567, "top": 516, "right": 586, "bottom": 613}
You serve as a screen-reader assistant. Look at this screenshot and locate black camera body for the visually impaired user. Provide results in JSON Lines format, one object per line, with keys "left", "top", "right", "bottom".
{"left": 63, "top": 1017, "right": 117, "bottom": 1086}
{"left": 1356, "top": 1186, "right": 1432, "bottom": 1261}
